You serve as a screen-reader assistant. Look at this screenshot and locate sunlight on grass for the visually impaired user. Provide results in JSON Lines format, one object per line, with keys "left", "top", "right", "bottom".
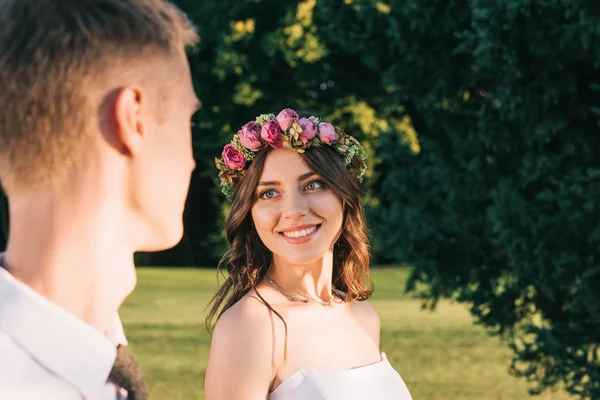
{"left": 121, "top": 267, "right": 574, "bottom": 400}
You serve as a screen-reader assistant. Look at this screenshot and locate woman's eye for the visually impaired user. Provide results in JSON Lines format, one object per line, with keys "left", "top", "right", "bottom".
{"left": 259, "top": 189, "right": 279, "bottom": 199}
{"left": 304, "top": 180, "right": 325, "bottom": 191}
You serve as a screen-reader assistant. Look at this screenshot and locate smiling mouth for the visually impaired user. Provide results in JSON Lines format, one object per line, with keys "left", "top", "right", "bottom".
{"left": 280, "top": 224, "right": 321, "bottom": 239}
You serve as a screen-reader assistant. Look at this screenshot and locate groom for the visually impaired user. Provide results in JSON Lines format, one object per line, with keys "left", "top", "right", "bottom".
{"left": 0, "top": 0, "right": 199, "bottom": 398}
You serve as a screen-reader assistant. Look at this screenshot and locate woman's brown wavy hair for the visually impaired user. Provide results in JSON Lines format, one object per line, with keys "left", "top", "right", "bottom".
{"left": 206, "top": 145, "right": 373, "bottom": 329}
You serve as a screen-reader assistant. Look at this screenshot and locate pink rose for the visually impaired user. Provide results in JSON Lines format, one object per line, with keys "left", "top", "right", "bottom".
{"left": 261, "top": 120, "right": 283, "bottom": 148}
{"left": 238, "top": 121, "right": 264, "bottom": 151}
{"left": 222, "top": 144, "right": 246, "bottom": 170}
{"left": 298, "top": 118, "right": 317, "bottom": 146}
{"left": 275, "top": 108, "right": 299, "bottom": 131}
{"left": 318, "top": 122, "right": 337, "bottom": 144}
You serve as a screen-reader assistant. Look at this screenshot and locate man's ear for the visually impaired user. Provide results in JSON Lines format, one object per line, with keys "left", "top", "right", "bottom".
{"left": 112, "top": 86, "right": 145, "bottom": 156}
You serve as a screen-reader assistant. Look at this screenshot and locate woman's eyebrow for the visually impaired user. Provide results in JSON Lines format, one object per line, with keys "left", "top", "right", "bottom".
{"left": 258, "top": 172, "right": 316, "bottom": 187}
{"left": 298, "top": 172, "right": 316, "bottom": 181}
{"left": 257, "top": 180, "right": 279, "bottom": 187}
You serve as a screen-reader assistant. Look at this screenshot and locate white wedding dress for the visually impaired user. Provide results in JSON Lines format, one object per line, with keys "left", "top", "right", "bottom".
{"left": 269, "top": 353, "right": 412, "bottom": 399}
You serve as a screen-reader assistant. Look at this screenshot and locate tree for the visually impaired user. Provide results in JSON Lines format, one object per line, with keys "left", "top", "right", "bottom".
{"left": 368, "top": 0, "right": 600, "bottom": 397}
{"left": 167, "top": 0, "right": 417, "bottom": 265}
{"left": 1, "top": 0, "right": 413, "bottom": 263}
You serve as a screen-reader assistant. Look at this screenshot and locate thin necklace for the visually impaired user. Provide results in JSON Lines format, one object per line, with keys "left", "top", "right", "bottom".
{"left": 266, "top": 276, "right": 336, "bottom": 307}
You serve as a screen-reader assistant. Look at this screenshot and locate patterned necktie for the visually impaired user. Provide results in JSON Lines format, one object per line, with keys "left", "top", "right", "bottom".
{"left": 108, "top": 344, "right": 150, "bottom": 400}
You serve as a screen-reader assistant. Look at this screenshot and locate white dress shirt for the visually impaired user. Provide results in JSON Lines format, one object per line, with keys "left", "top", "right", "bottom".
{"left": 0, "top": 253, "right": 128, "bottom": 400}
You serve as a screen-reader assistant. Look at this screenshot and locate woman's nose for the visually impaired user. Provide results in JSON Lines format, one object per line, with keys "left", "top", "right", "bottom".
{"left": 281, "top": 189, "right": 308, "bottom": 219}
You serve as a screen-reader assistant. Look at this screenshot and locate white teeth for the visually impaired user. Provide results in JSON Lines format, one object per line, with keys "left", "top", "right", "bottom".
{"left": 282, "top": 226, "right": 317, "bottom": 239}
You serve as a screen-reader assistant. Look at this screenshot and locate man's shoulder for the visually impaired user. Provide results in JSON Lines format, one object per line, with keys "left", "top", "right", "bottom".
{"left": 0, "top": 330, "right": 59, "bottom": 377}
{"left": 0, "top": 331, "right": 78, "bottom": 397}
{"left": 0, "top": 329, "right": 38, "bottom": 369}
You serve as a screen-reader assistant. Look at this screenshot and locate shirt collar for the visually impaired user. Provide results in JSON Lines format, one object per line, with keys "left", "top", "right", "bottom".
{"left": 0, "top": 253, "right": 126, "bottom": 399}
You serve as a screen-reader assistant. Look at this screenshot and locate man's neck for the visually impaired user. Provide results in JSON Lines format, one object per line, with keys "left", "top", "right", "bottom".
{"left": 4, "top": 191, "right": 137, "bottom": 334}
{"left": 4, "top": 250, "right": 135, "bottom": 334}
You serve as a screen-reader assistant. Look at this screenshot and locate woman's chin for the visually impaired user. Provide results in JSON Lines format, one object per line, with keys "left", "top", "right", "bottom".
{"left": 276, "top": 250, "right": 328, "bottom": 266}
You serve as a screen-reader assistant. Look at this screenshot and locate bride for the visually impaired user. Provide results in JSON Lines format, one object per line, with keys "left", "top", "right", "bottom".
{"left": 204, "top": 108, "right": 412, "bottom": 399}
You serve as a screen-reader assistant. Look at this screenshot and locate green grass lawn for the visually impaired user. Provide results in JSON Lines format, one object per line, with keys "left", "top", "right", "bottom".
{"left": 121, "top": 267, "right": 573, "bottom": 400}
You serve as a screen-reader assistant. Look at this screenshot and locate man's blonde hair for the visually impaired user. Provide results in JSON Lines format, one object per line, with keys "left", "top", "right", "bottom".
{"left": 0, "top": 0, "right": 199, "bottom": 194}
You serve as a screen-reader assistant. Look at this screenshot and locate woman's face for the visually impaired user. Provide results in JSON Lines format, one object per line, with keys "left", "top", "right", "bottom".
{"left": 251, "top": 149, "right": 344, "bottom": 266}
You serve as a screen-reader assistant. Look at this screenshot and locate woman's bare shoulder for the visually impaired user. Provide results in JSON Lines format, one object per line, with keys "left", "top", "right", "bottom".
{"left": 213, "top": 292, "right": 275, "bottom": 341}
{"left": 351, "top": 298, "right": 379, "bottom": 319}
{"left": 351, "top": 299, "right": 381, "bottom": 347}
{"left": 204, "top": 292, "right": 279, "bottom": 399}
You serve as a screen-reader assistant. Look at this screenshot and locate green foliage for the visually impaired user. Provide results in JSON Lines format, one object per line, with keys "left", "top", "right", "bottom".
{"left": 168, "top": 0, "right": 417, "bottom": 265}
{"left": 368, "top": 0, "right": 600, "bottom": 398}
{"left": 0, "top": 0, "right": 409, "bottom": 263}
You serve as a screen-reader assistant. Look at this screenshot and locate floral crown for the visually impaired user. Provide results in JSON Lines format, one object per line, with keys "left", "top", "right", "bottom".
{"left": 215, "top": 108, "right": 367, "bottom": 201}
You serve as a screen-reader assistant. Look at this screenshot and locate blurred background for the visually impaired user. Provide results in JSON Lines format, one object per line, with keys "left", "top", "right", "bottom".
{"left": 1, "top": 0, "right": 599, "bottom": 398}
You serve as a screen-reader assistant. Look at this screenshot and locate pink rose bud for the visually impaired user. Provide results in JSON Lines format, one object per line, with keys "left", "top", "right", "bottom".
{"left": 275, "top": 108, "right": 299, "bottom": 131}
{"left": 222, "top": 144, "right": 246, "bottom": 170}
{"left": 318, "top": 122, "right": 337, "bottom": 144}
{"left": 298, "top": 118, "right": 317, "bottom": 144}
{"left": 238, "top": 121, "right": 264, "bottom": 151}
{"left": 261, "top": 120, "right": 283, "bottom": 148}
